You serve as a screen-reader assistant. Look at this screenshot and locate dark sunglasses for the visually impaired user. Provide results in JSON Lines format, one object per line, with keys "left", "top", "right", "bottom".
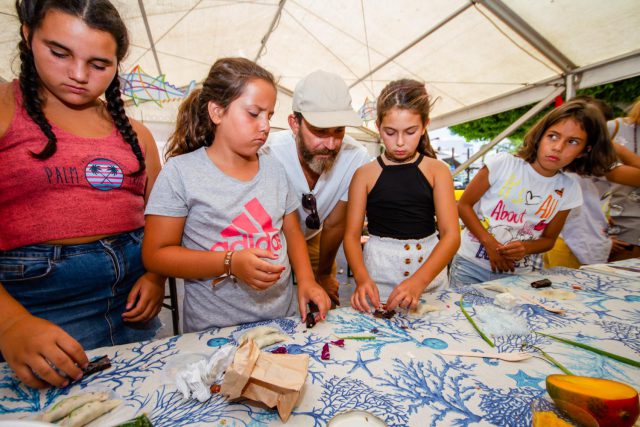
{"left": 302, "top": 193, "right": 321, "bottom": 229}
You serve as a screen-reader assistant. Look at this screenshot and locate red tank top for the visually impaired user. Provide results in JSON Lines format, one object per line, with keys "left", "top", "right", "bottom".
{"left": 0, "top": 81, "right": 146, "bottom": 250}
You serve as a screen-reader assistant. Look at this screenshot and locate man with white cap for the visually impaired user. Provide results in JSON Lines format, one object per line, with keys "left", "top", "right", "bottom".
{"left": 264, "top": 70, "right": 370, "bottom": 307}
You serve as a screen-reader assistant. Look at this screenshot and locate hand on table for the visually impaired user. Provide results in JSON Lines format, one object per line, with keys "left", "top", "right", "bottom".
{"left": 610, "top": 236, "right": 632, "bottom": 254}
{"left": 297, "top": 280, "right": 330, "bottom": 323}
{"left": 350, "top": 279, "right": 380, "bottom": 313}
{"left": 0, "top": 314, "right": 88, "bottom": 389}
{"left": 232, "top": 249, "right": 285, "bottom": 290}
{"left": 386, "top": 279, "right": 422, "bottom": 311}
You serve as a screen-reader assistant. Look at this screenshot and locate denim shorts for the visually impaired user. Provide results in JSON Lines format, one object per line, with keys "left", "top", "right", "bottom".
{"left": 0, "top": 228, "right": 159, "bottom": 351}
{"left": 448, "top": 254, "right": 512, "bottom": 287}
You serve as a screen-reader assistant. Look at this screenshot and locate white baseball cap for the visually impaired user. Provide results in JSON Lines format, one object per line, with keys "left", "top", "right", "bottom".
{"left": 292, "top": 70, "right": 362, "bottom": 128}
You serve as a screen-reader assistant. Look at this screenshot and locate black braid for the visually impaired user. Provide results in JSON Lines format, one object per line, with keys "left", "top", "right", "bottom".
{"left": 18, "top": 38, "right": 57, "bottom": 159}
{"left": 104, "top": 75, "right": 146, "bottom": 175}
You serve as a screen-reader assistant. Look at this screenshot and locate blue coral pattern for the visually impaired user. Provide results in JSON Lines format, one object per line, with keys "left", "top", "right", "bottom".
{"left": 1, "top": 261, "right": 639, "bottom": 426}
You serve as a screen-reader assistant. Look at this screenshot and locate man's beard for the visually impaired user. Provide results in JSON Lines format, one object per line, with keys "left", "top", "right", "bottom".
{"left": 297, "top": 133, "right": 339, "bottom": 174}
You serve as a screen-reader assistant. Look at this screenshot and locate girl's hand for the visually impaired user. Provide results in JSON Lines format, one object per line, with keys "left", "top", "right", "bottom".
{"left": 297, "top": 280, "right": 330, "bottom": 322}
{"left": 497, "top": 241, "right": 527, "bottom": 261}
{"left": 0, "top": 314, "right": 88, "bottom": 389}
{"left": 386, "top": 279, "right": 422, "bottom": 311}
{"left": 350, "top": 279, "right": 381, "bottom": 313}
{"left": 316, "top": 274, "right": 340, "bottom": 307}
{"left": 123, "top": 272, "right": 165, "bottom": 323}
{"left": 484, "top": 240, "right": 515, "bottom": 273}
{"left": 231, "top": 248, "right": 285, "bottom": 290}
{"left": 610, "top": 236, "right": 632, "bottom": 253}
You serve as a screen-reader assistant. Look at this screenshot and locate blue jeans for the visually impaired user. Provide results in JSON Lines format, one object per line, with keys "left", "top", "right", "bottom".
{"left": 0, "top": 229, "right": 159, "bottom": 351}
{"left": 449, "top": 255, "right": 512, "bottom": 286}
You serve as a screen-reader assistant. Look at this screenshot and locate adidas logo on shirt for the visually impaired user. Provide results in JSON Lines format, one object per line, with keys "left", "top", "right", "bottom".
{"left": 211, "top": 198, "right": 282, "bottom": 254}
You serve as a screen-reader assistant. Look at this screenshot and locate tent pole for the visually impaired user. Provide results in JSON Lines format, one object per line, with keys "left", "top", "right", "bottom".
{"left": 255, "top": 0, "right": 287, "bottom": 62}
{"left": 349, "top": 2, "right": 472, "bottom": 88}
{"left": 452, "top": 85, "right": 564, "bottom": 176}
{"left": 138, "top": 0, "right": 162, "bottom": 76}
{"left": 479, "top": 0, "right": 576, "bottom": 73}
{"left": 565, "top": 74, "right": 576, "bottom": 100}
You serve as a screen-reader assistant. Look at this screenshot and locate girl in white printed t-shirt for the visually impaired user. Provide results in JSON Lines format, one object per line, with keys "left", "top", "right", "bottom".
{"left": 450, "top": 100, "right": 617, "bottom": 286}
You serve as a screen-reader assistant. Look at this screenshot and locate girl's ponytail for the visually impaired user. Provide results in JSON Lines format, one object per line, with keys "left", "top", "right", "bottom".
{"left": 164, "top": 88, "right": 214, "bottom": 161}
{"left": 419, "top": 131, "right": 437, "bottom": 159}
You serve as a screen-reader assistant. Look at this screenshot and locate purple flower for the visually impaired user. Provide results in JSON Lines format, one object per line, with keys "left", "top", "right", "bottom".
{"left": 321, "top": 343, "right": 330, "bottom": 360}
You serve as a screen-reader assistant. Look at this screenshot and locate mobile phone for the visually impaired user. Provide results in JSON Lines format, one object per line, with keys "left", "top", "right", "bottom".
{"left": 530, "top": 278, "right": 552, "bottom": 288}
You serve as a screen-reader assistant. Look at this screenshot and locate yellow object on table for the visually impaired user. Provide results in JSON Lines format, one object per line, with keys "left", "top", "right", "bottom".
{"left": 532, "top": 411, "right": 573, "bottom": 427}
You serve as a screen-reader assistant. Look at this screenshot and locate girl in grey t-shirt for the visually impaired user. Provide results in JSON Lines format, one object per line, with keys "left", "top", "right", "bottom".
{"left": 143, "top": 58, "right": 330, "bottom": 332}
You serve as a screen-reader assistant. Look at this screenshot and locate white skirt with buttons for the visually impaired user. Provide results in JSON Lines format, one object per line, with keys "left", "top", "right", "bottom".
{"left": 363, "top": 233, "right": 448, "bottom": 303}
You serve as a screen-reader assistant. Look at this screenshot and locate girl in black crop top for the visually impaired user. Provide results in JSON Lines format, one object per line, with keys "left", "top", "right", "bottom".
{"left": 344, "top": 79, "right": 460, "bottom": 313}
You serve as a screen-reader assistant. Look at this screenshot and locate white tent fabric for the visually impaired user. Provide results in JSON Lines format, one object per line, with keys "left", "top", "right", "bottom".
{"left": 1, "top": 0, "right": 639, "bottom": 142}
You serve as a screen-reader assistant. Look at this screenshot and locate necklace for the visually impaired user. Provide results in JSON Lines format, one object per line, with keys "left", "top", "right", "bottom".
{"left": 383, "top": 150, "right": 417, "bottom": 164}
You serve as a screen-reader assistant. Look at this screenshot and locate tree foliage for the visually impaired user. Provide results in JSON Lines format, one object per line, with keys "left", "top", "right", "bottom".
{"left": 450, "top": 76, "right": 640, "bottom": 143}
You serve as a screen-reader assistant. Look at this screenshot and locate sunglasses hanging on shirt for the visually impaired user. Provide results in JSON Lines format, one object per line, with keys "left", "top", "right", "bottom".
{"left": 301, "top": 193, "right": 321, "bottom": 229}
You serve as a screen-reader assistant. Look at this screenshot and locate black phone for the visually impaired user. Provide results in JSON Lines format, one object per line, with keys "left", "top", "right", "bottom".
{"left": 531, "top": 278, "right": 552, "bottom": 288}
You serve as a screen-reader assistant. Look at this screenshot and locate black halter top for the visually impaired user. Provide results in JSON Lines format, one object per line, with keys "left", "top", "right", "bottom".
{"left": 366, "top": 154, "right": 436, "bottom": 240}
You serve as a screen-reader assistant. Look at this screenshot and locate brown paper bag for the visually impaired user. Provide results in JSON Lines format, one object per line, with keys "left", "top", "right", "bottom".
{"left": 221, "top": 339, "right": 309, "bottom": 422}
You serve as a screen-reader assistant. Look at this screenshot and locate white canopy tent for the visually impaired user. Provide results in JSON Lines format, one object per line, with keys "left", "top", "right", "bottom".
{"left": 1, "top": 0, "right": 639, "bottom": 147}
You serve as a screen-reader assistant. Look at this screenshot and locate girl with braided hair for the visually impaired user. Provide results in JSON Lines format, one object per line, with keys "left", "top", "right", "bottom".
{"left": 0, "top": 0, "right": 164, "bottom": 388}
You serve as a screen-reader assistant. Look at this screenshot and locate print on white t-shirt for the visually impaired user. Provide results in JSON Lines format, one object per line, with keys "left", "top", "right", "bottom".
{"left": 458, "top": 153, "right": 583, "bottom": 273}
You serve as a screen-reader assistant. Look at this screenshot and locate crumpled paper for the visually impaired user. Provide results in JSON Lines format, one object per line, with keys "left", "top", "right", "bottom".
{"left": 494, "top": 292, "right": 518, "bottom": 310}
{"left": 238, "top": 326, "right": 288, "bottom": 349}
{"left": 221, "top": 339, "right": 309, "bottom": 422}
{"left": 175, "top": 345, "right": 236, "bottom": 402}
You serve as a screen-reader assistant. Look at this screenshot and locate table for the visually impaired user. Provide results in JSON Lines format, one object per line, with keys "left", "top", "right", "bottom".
{"left": 1, "top": 262, "right": 639, "bottom": 426}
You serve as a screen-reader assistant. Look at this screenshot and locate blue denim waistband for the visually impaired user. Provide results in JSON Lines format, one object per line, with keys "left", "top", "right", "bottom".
{"left": 0, "top": 228, "right": 143, "bottom": 259}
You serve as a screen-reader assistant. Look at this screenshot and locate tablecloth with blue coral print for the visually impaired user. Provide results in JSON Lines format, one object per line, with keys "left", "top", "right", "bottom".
{"left": 1, "top": 261, "right": 639, "bottom": 426}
